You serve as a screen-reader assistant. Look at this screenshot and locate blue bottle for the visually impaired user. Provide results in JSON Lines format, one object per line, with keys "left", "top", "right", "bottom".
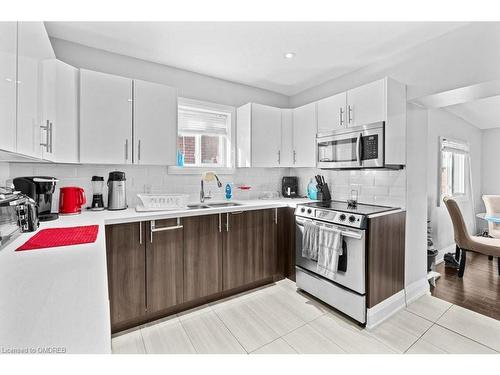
{"left": 307, "top": 178, "right": 318, "bottom": 200}
{"left": 225, "top": 183, "right": 232, "bottom": 200}
{"left": 176, "top": 150, "right": 184, "bottom": 167}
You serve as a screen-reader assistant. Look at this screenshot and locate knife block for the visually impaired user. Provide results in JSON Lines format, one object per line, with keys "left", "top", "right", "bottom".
{"left": 317, "top": 183, "right": 331, "bottom": 201}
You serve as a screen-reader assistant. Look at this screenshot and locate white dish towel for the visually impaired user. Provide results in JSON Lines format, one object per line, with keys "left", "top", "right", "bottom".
{"left": 316, "top": 226, "right": 343, "bottom": 279}
{"left": 302, "top": 221, "right": 320, "bottom": 261}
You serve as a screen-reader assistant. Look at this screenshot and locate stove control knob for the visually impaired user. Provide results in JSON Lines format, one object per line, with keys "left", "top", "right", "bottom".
{"left": 307, "top": 208, "right": 313, "bottom": 214}
{"left": 348, "top": 215, "right": 356, "bottom": 223}
{"left": 300, "top": 207, "right": 306, "bottom": 213}
{"left": 339, "top": 214, "right": 346, "bottom": 221}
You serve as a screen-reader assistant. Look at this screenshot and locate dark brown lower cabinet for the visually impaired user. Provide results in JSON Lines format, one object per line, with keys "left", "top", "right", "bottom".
{"left": 146, "top": 218, "right": 184, "bottom": 314}
{"left": 278, "top": 207, "right": 296, "bottom": 280}
{"left": 183, "top": 214, "right": 222, "bottom": 301}
{"left": 105, "top": 222, "right": 146, "bottom": 330}
{"left": 106, "top": 208, "right": 283, "bottom": 332}
{"left": 262, "top": 208, "right": 278, "bottom": 280}
{"left": 366, "top": 211, "right": 406, "bottom": 308}
{"left": 223, "top": 210, "right": 264, "bottom": 290}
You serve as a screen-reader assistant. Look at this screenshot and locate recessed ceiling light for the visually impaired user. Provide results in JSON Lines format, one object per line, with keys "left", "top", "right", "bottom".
{"left": 284, "top": 52, "right": 296, "bottom": 59}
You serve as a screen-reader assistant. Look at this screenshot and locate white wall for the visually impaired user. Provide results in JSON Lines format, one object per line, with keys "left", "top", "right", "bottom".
{"left": 481, "top": 128, "right": 500, "bottom": 196}
{"left": 50, "top": 38, "right": 289, "bottom": 108}
{"left": 427, "top": 109, "right": 483, "bottom": 256}
{"left": 8, "top": 163, "right": 289, "bottom": 210}
{"left": 405, "top": 103, "right": 428, "bottom": 288}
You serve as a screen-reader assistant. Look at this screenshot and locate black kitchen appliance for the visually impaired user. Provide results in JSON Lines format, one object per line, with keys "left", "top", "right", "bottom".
{"left": 282, "top": 176, "right": 299, "bottom": 198}
{"left": 13, "top": 176, "right": 59, "bottom": 221}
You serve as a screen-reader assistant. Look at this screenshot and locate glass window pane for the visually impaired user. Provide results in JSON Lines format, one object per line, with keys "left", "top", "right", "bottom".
{"left": 177, "top": 136, "right": 196, "bottom": 165}
{"left": 201, "top": 135, "right": 221, "bottom": 165}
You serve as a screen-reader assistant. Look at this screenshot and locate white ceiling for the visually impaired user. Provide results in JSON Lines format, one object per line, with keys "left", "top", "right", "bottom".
{"left": 45, "top": 22, "right": 466, "bottom": 96}
{"left": 445, "top": 95, "right": 500, "bottom": 129}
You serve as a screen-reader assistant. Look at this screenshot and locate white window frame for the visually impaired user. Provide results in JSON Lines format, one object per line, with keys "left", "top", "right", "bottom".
{"left": 438, "top": 136, "right": 469, "bottom": 206}
{"left": 169, "top": 97, "right": 236, "bottom": 175}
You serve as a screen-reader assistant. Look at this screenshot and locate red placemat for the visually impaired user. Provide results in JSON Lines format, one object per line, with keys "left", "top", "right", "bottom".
{"left": 16, "top": 225, "right": 99, "bottom": 251}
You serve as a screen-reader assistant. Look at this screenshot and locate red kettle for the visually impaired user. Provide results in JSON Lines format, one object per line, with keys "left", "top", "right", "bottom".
{"left": 59, "top": 187, "right": 86, "bottom": 215}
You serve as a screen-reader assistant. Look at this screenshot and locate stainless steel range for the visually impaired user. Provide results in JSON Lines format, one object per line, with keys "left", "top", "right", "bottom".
{"left": 295, "top": 200, "right": 399, "bottom": 324}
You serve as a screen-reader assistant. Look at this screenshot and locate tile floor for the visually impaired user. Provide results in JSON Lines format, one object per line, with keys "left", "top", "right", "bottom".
{"left": 112, "top": 279, "right": 500, "bottom": 354}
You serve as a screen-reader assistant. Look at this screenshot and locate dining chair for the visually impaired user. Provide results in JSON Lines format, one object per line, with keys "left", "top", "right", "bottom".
{"left": 443, "top": 196, "right": 500, "bottom": 277}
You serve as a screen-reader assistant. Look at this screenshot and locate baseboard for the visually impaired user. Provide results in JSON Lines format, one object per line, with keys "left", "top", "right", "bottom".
{"left": 366, "top": 277, "right": 430, "bottom": 329}
{"left": 436, "top": 244, "right": 455, "bottom": 265}
{"left": 366, "top": 290, "right": 406, "bottom": 329}
{"left": 405, "top": 276, "right": 430, "bottom": 305}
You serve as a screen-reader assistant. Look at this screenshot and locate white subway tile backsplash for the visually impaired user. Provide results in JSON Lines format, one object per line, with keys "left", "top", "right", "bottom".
{"left": 389, "top": 186, "right": 406, "bottom": 198}
{"left": 291, "top": 167, "right": 406, "bottom": 208}
{"left": 8, "top": 163, "right": 289, "bottom": 207}
{"left": 361, "top": 186, "right": 390, "bottom": 196}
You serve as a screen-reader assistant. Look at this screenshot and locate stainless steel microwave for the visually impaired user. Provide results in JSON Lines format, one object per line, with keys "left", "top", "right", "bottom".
{"left": 317, "top": 122, "right": 384, "bottom": 169}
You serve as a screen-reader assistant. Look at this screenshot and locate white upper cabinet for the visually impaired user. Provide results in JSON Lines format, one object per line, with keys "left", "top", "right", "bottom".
{"left": 36, "top": 58, "right": 79, "bottom": 163}
{"left": 251, "top": 104, "right": 282, "bottom": 167}
{"left": 292, "top": 102, "right": 317, "bottom": 167}
{"left": 0, "top": 22, "right": 17, "bottom": 152}
{"left": 346, "top": 79, "right": 386, "bottom": 127}
{"left": 236, "top": 103, "right": 285, "bottom": 168}
{"left": 236, "top": 102, "right": 317, "bottom": 168}
{"left": 80, "top": 69, "right": 133, "bottom": 164}
{"left": 39, "top": 59, "right": 57, "bottom": 161}
{"left": 80, "top": 70, "right": 178, "bottom": 165}
{"left": 53, "top": 61, "right": 79, "bottom": 163}
{"left": 17, "top": 22, "right": 55, "bottom": 158}
{"left": 317, "top": 92, "right": 347, "bottom": 133}
{"left": 280, "top": 109, "right": 294, "bottom": 166}
{"left": 133, "top": 79, "right": 177, "bottom": 165}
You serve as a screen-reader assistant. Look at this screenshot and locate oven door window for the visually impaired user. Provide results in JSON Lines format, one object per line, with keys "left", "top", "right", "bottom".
{"left": 318, "top": 137, "right": 357, "bottom": 163}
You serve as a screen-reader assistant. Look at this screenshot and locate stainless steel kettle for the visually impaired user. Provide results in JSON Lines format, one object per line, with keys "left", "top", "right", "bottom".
{"left": 107, "top": 171, "right": 127, "bottom": 210}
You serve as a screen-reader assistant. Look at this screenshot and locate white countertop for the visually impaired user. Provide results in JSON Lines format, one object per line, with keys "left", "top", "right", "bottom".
{"left": 0, "top": 198, "right": 311, "bottom": 354}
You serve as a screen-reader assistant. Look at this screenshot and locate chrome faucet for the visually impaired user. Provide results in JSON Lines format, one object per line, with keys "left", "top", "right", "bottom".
{"left": 200, "top": 172, "right": 222, "bottom": 203}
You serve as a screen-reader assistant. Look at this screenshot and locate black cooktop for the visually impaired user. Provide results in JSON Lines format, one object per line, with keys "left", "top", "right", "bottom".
{"left": 303, "top": 200, "right": 399, "bottom": 216}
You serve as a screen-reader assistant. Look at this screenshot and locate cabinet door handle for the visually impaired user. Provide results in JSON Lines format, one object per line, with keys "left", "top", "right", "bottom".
{"left": 293, "top": 150, "right": 297, "bottom": 164}
{"left": 49, "top": 121, "right": 53, "bottom": 153}
{"left": 277, "top": 150, "right": 281, "bottom": 164}
{"left": 150, "top": 218, "right": 183, "bottom": 243}
{"left": 218, "top": 213, "right": 222, "bottom": 233}
{"left": 139, "top": 221, "right": 142, "bottom": 244}
{"left": 226, "top": 213, "right": 229, "bottom": 232}
{"left": 40, "top": 120, "right": 49, "bottom": 151}
{"left": 339, "top": 107, "right": 345, "bottom": 127}
{"left": 138, "top": 139, "right": 141, "bottom": 162}
{"left": 348, "top": 105, "right": 353, "bottom": 124}
{"left": 125, "top": 139, "right": 129, "bottom": 161}
{"left": 274, "top": 208, "right": 278, "bottom": 224}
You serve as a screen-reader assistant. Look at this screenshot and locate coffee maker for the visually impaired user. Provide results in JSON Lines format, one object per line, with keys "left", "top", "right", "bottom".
{"left": 90, "top": 176, "right": 105, "bottom": 211}
{"left": 13, "top": 176, "right": 59, "bottom": 221}
{"left": 282, "top": 176, "right": 299, "bottom": 198}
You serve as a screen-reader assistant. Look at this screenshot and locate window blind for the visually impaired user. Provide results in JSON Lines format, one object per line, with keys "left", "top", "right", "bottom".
{"left": 178, "top": 106, "right": 229, "bottom": 135}
{"left": 440, "top": 138, "right": 469, "bottom": 153}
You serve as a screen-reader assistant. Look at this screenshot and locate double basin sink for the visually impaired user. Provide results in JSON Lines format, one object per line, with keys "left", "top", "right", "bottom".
{"left": 187, "top": 202, "right": 243, "bottom": 210}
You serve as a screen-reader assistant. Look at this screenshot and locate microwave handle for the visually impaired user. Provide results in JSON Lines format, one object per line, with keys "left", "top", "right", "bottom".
{"left": 356, "top": 132, "right": 362, "bottom": 166}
